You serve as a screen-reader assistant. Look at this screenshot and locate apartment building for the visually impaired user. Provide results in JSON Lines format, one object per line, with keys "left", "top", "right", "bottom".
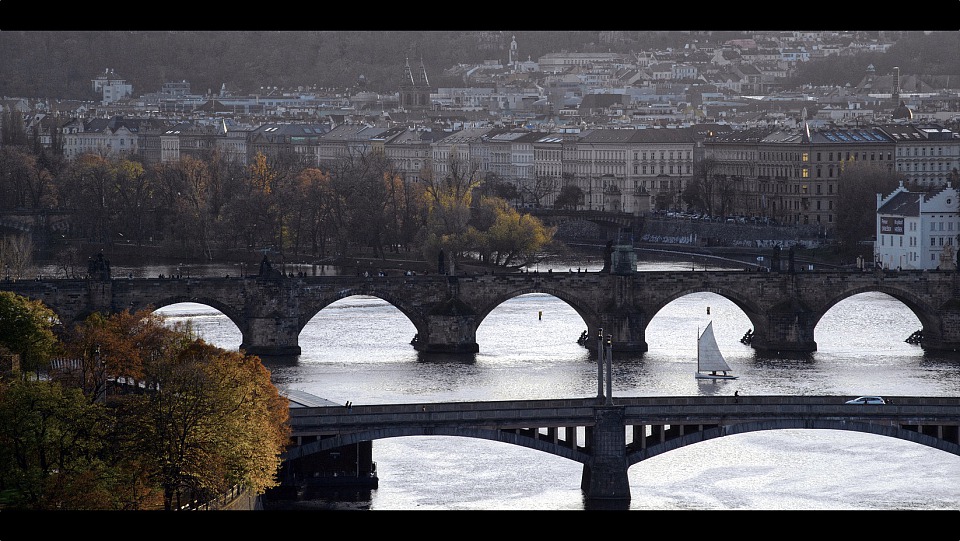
{"left": 61, "top": 116, "right": 141, "bottom": 160}
{"left": 379, "top": 126, "right": 439, "bottom": 183}
{"left": 705, "top": 125, "right": 899, "bottom": 229}
{"left": 880, "top": 123, "right": 960, "bottom": 187}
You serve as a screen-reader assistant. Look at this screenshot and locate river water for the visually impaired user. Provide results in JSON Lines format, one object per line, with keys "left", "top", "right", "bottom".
{"left": 152, "top": 257, "right": 960, "bottom": 511}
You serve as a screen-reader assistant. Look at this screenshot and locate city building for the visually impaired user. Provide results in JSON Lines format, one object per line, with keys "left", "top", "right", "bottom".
{"left": 875, "top": 181, "right": 960, "bottom": 270}
{"left": 91, "top": 68, "right": 133, "bottom": 105}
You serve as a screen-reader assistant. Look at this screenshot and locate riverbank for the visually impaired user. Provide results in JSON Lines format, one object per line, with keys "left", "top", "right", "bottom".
{"left": 35, "top": 237, "right": 856, "bottom": 278}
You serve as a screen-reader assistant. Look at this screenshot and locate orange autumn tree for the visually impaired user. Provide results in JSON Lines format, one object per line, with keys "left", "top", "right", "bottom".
{"left": 121, "top": 326, "right": 290, "bottom": 510}
{"left": 61, "top": 308, "right": 289, "bottom": 510}
{"left": 60, "top": 308, "right": 171, "bottom": 402}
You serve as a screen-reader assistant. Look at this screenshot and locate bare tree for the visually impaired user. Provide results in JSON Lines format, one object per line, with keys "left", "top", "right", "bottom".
{"left": 1, "top": 233, "right": 33, "bottom": 279}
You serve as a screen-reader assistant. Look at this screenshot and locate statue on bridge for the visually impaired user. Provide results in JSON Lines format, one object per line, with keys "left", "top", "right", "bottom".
{"left": 600, "top": 240, "right": 614, "bottom": 273}
{"left": 87, "top": 252, "right": 111, "bottom": 281}
{"left": 258, "top": 255, "right": 283, "bottom": 279}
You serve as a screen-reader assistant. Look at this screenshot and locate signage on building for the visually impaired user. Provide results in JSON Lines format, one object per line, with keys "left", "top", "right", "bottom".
{"left": 880, "top": 216, "right": 904, "bottom": 235}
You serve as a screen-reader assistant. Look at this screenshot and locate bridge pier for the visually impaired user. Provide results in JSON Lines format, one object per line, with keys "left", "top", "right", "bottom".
{"left": 581, "top": 405, "right": 630, "bottom": 505}
{"left": 411, "top": 309, "right": 480, "bottom": 354}
{"left": 583, "top": 315, "right": 649, "bottom": 353}
{"left": 749, "top": 309, "right": 818, "bottom": 353}
{"left": 240, "top": 316, "right": 302, "bottom": 357}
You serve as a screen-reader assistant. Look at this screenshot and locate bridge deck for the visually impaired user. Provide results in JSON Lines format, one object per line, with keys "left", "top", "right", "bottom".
{"left": 282, "top": 389, "right": 340, "bottom": 408}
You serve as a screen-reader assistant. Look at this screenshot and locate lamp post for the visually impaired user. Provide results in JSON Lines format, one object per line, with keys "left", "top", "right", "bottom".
{"left": 95, "top": 345, "right": 105, "bottom": 404}
{"left": 604, "top": 334, "right": 613, "bottom": 405}
{"left": 596, "top": 327, "right": 604, "bottom": 400}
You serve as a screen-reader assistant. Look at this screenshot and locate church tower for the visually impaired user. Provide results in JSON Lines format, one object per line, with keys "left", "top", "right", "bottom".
{"left": 399, "top": 57, "right": 433, "bottom": 110}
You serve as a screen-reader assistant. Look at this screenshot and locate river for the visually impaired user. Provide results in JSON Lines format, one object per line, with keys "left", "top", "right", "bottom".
{"left": 151, "top": 257, "right": 960, "bottom": 511}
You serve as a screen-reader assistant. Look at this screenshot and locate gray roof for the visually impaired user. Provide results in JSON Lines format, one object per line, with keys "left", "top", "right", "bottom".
{"left": 878, "top": 191, "right": 921, "bottom": 216}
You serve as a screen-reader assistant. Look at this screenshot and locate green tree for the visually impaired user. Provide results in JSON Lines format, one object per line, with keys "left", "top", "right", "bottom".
{"left": 0, "top": 291, "right": 59, "bottom": 376}
{"left": 0, "top": 378, "right": 117, "bottom": 509}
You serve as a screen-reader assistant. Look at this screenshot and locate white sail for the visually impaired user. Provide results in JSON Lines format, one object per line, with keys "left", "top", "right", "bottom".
{"left": 698, "top": 322, "right": 733, "bottom": 373}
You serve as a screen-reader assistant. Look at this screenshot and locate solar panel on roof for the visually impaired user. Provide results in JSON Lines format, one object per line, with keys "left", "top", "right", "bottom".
{"left": 825, "top": 134, "right": 837, "bottom": 141}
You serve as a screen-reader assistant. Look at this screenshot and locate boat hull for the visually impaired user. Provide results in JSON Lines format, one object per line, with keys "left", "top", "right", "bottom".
{"left": 695, "top": 372, "right": 738, "bottom": 380}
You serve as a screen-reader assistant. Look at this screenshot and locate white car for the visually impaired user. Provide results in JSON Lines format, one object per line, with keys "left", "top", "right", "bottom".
{"left": 845, "top": 396, "right": 886, "bottom": 405}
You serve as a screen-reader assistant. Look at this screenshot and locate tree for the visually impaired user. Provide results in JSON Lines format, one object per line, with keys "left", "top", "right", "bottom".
{"left": 58, "top": 155, "right": 118, "bottom": 244}
{"left": 687, "top": 157, "right": 721, "bottom": 215}
{"left": 0, "top": 291, "right": 59, "bottom": 376}
{"left": 835, "top": 160, "right": 903, "bottom": 256}
{"left": 476, "top": 198, "right": 556, "bottom": 267}
{"left": 0, "top": 378, "right": 120, "bottom": 510}
{"left": 1, "top": 233, "right": 34, "bottom": 280}
{"left": 112, "top": 158, "right": 151, "bottom": 248}
{"left": 553, "top": 184, "right": 584, "bottom": 210}
{"left": 420, "top": 153, "right": 482, "bottom": 266}
{"left": 60, "top": 309, "right": 171, "bottom": 402}
{"left": 120, "top": 323, "right": 289, "bottom": 510}
{"left": 523, "top": 175, "right": 561, "bottom": 208}
{"left": 294, "top": 167, "right": 337, "bottom": 258}
{"left": 477, "top": 173, "right": 519, "bottom": 204}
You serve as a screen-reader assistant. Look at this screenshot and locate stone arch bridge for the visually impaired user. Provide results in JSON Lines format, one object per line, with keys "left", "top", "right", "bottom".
{"left": 3, "top": 268, "right": 960, "bottom": 357}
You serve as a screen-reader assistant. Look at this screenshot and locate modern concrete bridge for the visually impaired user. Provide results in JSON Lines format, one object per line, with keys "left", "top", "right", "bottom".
{"left": 281, "top": 394, "right": 960, "bottom": 504}
{"left": 3, "top": 266, "right": 960, "bottom": 357}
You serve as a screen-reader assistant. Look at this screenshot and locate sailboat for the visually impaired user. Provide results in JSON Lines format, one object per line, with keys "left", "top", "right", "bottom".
{"left": 695, "top": 322, "right": 738, "bottom": 380}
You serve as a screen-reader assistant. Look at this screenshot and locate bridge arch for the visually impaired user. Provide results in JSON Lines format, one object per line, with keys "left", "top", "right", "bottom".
{"left": 285, "top": 427, "right": 592, "bottom": 465}
{"left": 627, "top": 420, "right": 960, "bottom": 466}
{"left": 297, "top": 291, "right": 427, "bottom": 345}
{"left": 815, "top": 286, "right": 940, "bottom": 346}
{"left": 645, "top": 286, "right": 764, "bottom": 346}
{"left": 141, "top": 297, "right": 249, "bottom": 347}
{"left": 473, "top": 286, "right": 596, "bottom": 335}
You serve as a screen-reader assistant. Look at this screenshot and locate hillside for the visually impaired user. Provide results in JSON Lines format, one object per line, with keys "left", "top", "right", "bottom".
{"left": 1, "top": 31, "right": 958, "bottom": 102}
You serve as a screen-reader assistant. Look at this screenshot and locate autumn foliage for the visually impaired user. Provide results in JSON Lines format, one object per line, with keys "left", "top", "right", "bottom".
{"left": 0, "top": 301, "right": 290, "bottom": 510}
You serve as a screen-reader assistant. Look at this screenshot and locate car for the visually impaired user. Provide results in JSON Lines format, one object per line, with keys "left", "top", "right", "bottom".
{"left": 845, "top": 396, "right": 886, "bottom": 405}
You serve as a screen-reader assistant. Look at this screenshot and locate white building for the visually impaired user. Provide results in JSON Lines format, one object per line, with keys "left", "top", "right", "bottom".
{"left": 875, "top": 181, "right": 960, "bottom": 270}
{"left": 92, "top": 69, "right": 133, "bottom": 105}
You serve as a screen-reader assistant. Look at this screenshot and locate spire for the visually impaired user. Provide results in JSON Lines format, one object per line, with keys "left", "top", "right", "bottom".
{"left": 416, "top": 57, "right": 430, "bottom": 87}
{"left": 402, "top": 58, "right": 416, "bottom": 87}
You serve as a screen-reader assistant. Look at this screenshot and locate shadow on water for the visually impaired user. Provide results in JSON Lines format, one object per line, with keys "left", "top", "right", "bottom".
{"left": 416, "top": 351, "right": 477, "bottom": 364}
{"left": 257, "top": 354, "right": 302, "bottom": 369}
{"left": 750, "top": 350, "right": 817, "bottom": 367}
{"left": 584, "top": 498, "right": 630, "bottom": 510}
{"left": 262, "top": 487, "right": 374, "bottom": 510}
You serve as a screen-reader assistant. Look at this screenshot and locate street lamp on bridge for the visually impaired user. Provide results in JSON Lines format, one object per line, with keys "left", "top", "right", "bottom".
{"left": 596, "top": 329, "right": 613, "bottom": 405}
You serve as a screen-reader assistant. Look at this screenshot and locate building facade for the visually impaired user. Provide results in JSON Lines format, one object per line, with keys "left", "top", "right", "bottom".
{"left": 875, "top": 182, "right": 960, "bottom": 270}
